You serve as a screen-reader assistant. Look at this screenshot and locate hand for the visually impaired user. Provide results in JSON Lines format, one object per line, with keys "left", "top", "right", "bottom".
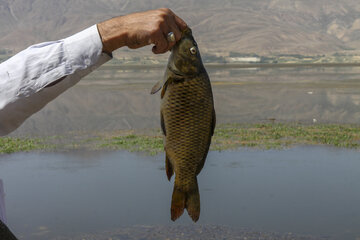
{"left": 97, "top": 8, "right": 187, "bottom": 54}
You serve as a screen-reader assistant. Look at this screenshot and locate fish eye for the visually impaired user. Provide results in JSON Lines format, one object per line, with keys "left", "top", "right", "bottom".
{"left": 190, "top": 47, "right": 197, "bottom": 55}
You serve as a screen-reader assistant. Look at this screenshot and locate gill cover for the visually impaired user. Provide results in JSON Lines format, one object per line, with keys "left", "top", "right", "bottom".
{"left": 150, "top": 28, "right": 194, "bottom": 95}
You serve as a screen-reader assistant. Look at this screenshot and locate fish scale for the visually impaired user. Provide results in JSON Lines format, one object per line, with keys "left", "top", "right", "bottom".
{"left": 162, "top": 76, "right": 213, "bottom": 190}
{"left": 152, "top": 28, "right": 215, "bottom": 222}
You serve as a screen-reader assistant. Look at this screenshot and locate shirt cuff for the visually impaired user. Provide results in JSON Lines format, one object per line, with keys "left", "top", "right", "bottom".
{"left": 64, "top": 25, "right": 106, "bottom": 73}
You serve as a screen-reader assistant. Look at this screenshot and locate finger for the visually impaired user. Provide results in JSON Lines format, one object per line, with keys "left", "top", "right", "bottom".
{"left": 173, "top": 14, "right": 187, "bottom": 31}
{"left": 151, "top": 31, "right": 169, "bottom": 54}
{"left": 164, "top": 9, "right": 187, "bottom": 31}
{"left": 167, "top": 16, "right": 182, "bottom": 50}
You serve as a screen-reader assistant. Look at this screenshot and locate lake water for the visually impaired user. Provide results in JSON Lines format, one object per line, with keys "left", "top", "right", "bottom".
{"left": 2, "top": 65, "right": 360, "bottom": 239}
{"left": 0, "top": 147, "right": 360, "bottom": 239}
{"left": 8, "top": 65, "right": 360, "bottom": 136}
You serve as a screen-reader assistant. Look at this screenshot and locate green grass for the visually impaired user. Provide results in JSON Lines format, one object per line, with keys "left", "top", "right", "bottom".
{"left": 211, "top": 123, "right": 360, "bottom": 150}
{"left": 101, "top": 134, "right": 163, "bottom": 155}
{"left": 0, "top": 137, "right": 50, "bottom": 154}
{"left": 2, "top": 123, "right": 360, "bottom": 154}
{"left": 101, "top": 123, "right": 360, "bottom": 154}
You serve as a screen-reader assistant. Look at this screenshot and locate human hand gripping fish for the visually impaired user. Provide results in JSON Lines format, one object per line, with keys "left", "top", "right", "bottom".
{"left": 151, "top": 28, "right": 216, "bottom": 222}
{"left": 98, "top": 8, "right": 187, "bottom": 54}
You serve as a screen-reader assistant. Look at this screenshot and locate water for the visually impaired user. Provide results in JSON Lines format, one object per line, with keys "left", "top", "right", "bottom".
{"left": 1, "top": 147, "right": 360, "bottom": 239}
{"left": 3, "top": 65, "right": 360, "bottom": 239}
{"left": 8, "top": 66, "right": 360, "bottom": 136}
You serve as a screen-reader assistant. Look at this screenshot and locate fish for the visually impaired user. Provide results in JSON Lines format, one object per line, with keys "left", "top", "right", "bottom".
{"left": 151, "top": 28, "right": 216, "bottom": 222}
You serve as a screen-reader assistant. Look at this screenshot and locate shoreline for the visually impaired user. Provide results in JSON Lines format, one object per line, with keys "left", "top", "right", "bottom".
{"left": 2, "top": 123, "right": 360, "bottom": 154}
{"left": 99, "top": 62, "right": 360, "bottom": 70}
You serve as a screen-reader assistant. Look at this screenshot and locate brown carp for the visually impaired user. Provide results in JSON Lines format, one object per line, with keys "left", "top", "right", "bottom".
{"left": 151, "top": 28, "right": 216, "bottom": 222}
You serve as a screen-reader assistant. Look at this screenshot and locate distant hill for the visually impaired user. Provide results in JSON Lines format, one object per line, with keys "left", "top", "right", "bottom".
{"left": 1, "top": 0, "right": 360, "bottom": 59}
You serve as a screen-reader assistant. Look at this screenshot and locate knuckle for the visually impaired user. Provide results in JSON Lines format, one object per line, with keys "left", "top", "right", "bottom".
{"left": 159, "top": 12, "right": 167, "bottom": 19}
{"left": 159, "top": 8, "right": 171, "bottom": 14}
{"left": 157, "top": 18, "right": 166, "bottom": 26}
{"left": 149, "top": 29, "right": 158, "bottom": 37}
{"left": 158, "top": 8, "right": 172, "bottom": 18}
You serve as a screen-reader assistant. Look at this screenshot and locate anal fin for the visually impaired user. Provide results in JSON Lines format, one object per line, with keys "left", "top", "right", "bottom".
{"left": 165, "top": 154, "right": 174, "bottom": 181}
{"left": 161, "top": 111, "right": 166, "bottom": 136}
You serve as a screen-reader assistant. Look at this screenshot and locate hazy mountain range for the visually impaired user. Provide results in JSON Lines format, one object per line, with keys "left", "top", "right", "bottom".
{"left": 1, "top": 0, "right": 360, "bottom": 59}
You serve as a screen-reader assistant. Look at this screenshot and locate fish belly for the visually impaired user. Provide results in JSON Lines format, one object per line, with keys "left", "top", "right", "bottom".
{"left": 161, "top": 77, "right": 213, "bottom": 190}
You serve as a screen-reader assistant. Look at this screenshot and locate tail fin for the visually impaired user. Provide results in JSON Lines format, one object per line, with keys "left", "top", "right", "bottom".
{"left": 186, "top": 183, "right": 200, "bottom": 222}
{"left": 171, "top": 179, "right": 200, "bottom": 222}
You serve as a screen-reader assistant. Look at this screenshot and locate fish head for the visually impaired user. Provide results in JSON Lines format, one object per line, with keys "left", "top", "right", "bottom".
{"left": 169, "top": 28, "right": 205, "bottom": 76}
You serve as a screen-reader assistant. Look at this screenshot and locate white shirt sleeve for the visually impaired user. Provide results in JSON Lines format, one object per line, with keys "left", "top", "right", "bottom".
{"left": 0, "top": 25, "right": 112, "bottom": 136}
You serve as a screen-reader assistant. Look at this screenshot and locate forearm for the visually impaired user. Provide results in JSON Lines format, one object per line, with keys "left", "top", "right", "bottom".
{"left": 0, "top": 25, "right": 111, "bottom": 136}
{"left": 0, "top": 8, "right": 187, "bottom": 136}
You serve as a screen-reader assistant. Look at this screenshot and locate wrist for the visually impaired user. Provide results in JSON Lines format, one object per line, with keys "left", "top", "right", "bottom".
{"left": 97, "top": 18, "right": 128, "bottom": 53}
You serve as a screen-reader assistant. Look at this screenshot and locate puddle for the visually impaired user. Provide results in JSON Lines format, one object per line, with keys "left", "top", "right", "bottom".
{"left": 0, "top": 147, "right": 360, "bottom": 239}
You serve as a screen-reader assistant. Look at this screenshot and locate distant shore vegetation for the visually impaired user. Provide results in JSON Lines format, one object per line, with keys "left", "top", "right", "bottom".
{"left": 96, "top": 52, "right": 360, "bottom": 66}
{"left": 2, "top": 123, "right": 360, "bottom": 154}
{"left": 3, "top": 50, "right": 360, "bottom": 65}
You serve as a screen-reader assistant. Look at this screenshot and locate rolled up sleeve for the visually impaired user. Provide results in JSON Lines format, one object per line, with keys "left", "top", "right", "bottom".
{"left": 0, "top": 25, "right": 112, "bottom": 136}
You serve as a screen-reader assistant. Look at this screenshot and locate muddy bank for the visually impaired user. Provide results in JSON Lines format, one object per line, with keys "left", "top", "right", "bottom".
{"left": 50, "top": 225, "right": 331, "bottom": 240}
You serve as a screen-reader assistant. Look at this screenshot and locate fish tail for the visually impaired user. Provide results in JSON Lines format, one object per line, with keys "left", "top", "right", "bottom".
{"left": 171, "top": 186, "right": 186, "bottom": 221}
{"left": 185, "top": 179, "right": 200, "bottom": 222}
{"left": 171, "top": 178, "right": 200, "bottom": 222}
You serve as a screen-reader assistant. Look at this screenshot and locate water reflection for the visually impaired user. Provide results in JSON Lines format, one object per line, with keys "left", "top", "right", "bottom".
{"left": 1, "top": 147, "right": 360, "bottom": 239}
{"left": 8, "top": 66, "right": 360, "bottom": 137}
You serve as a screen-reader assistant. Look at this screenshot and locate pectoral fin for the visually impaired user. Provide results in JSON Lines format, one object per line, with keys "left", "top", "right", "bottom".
{"left": 151, "top": 68, "right": 171, "bottom": 95}
{"left": 152, "top": 79, "right": 169, "bottom": 98}
{"left": 151, "top": 79, "right": 163, "bottom": 94}
{"left": 161, "top": 81, "right": 169, "bottom": 99}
